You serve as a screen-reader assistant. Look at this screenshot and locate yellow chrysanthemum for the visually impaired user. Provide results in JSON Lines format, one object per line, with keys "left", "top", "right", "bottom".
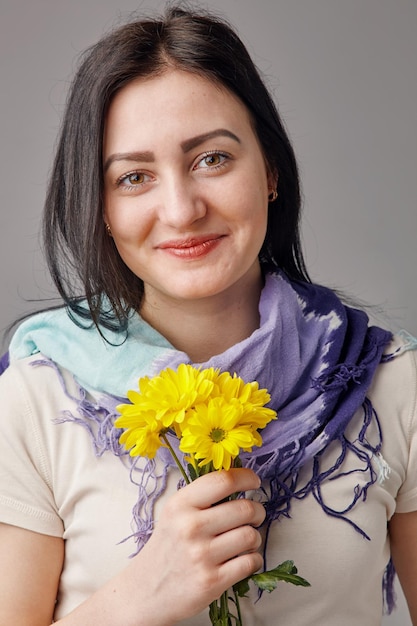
{"left": 125, "top": 364, "right": 216, "bottom": 429}
{"left": 116, "top": 411, "right": 166, "bottom": 458}
{"left": 116, "top": 364, "right": 218, "bottom": 457}
{"left": 209, "top": 372, "right": 277, "bottom": 430}
{"left": 116, "top": 364, "right": 277, "bottom": 463}
{"left": 179, "top": 397, "right": 263, "bottom": 471}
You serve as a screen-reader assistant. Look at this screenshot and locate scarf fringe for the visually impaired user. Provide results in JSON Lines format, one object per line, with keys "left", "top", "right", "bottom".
{"left": 383, "top": 557, "right": 397, "bottom": 615}
{"left": 31, "top": 358, "right": 166, "bottom": 555}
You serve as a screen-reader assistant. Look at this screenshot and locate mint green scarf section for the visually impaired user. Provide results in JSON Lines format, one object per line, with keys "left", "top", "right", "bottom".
{"left": 9, "top": 306, "right": 181, "bottom": 397}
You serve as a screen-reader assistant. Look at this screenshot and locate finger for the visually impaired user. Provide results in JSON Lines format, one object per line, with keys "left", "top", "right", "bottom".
{"left": 209, "top": 524, "right": 263, "bottom": 564}
{"left": 217, "top": 551, "right": 264, "bottom": 591}
{"left": 179, "top": 468, "right": 261, "bottom": 510}
{"left": 200, "top": 497, "right": 266, "bottom": 536}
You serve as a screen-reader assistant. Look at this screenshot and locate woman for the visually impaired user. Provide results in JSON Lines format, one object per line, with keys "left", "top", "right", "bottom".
{"left": 0, "top": 6, "right": 416, "bottom": 625}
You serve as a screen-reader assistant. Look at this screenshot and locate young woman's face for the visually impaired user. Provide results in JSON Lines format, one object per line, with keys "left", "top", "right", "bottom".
{"left": 103, "top": 70, "right": 272, "bottom": 311}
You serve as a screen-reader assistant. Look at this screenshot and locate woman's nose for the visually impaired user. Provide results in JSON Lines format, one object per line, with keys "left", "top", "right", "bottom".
{"left": 158, "top": 176, "right": 207, "bottom": 229}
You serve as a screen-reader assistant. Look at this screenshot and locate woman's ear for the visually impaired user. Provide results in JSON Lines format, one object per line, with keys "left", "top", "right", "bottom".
{"left": 103, "top": 214, "right": 112, "bottom": 237}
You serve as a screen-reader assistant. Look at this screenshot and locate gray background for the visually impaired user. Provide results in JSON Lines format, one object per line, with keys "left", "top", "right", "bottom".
{"left": 0, "top": 1, "right": 415, "bottom": 622}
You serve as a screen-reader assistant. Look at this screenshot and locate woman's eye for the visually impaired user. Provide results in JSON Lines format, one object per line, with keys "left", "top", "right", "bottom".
{"left": 117, "top": 171, "right": 149, "bottom": 188}
{"left": 195, "top": 152, "right": 228, "bottom": 170}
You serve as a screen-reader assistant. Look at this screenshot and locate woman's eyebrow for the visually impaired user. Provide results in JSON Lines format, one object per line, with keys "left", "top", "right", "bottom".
{"left": 180, "top": 128, "right": 241, "bottom": 152}
{"left": 104, "top": 129, "right": 240, "bottom": 172}
{"left": 104, "top": 150, "right": 154, "bottom": 173}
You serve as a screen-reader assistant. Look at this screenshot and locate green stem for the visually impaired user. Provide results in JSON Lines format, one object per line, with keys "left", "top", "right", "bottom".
{"left": 220, "top": 590, "right": 230, "bottom": 625}
{"left": 233, "top": 587, "right": 243, "bottom": 626}
{"left": 209, "top": 599, "right": 219, "bottom": 623}
{"left": 160, "top": 433, "right": 190, "bottom": 485}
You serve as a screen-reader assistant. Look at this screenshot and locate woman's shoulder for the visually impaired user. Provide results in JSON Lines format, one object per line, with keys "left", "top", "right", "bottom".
{"left": 0, "top": 353, "right": 82, "bottom": 418}
{"left": 367, "top": 333, "right": 417, "bottom": 444}
{"left": 370, "top": 333, "right": 417, "bottom": 410}
{"left": 369, "top": 333, "right": 417, "bottom": 511}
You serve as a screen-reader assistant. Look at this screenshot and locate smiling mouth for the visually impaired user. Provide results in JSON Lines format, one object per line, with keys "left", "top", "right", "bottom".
{"left": 158, "top": 235, "right": 225, "bottom": 259}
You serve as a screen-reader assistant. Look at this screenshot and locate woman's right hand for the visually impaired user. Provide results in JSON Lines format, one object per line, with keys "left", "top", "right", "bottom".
{"left": 130, "top": 467, "right": 266, "bottom": 623}
{"left": 59, "top": 467, "right": 265, "bottom": 626}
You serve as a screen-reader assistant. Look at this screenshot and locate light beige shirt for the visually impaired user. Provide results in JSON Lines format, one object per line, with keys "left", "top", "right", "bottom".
{"left": 0, "top": 339, "right": 416, "bottom": 624}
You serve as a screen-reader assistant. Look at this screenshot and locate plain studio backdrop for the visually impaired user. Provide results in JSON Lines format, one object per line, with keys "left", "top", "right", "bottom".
{"left": 0, "top": 1, "right": 416, "bottom": 623}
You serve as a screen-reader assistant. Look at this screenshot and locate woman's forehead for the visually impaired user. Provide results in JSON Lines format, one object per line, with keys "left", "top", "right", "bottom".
{"left": 103, "top": 69, "right": 254, "bottom": 153}
{"left": 109, "top": 69, "right": 245, "bottom": 115}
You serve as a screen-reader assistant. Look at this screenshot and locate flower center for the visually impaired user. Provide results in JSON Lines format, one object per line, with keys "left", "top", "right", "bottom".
{"left": 210, "top": 428, "right": 226, "bottom": 443}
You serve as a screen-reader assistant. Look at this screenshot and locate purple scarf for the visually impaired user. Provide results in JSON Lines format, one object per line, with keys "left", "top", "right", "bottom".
{"left": 137, "top": 274, "right": 393, "bottom": 533}
{"left": 4, "top": 271, "right": 407, "bottom": 611}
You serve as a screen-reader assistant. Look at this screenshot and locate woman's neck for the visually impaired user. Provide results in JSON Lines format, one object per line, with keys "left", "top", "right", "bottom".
{"left": 140, "top": 278, "right": 263, "bottom": 363}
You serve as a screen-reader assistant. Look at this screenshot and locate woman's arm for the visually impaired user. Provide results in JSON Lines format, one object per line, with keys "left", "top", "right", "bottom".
{"left": 389, "top": 510, "right": 417, "bottom": 625}
{"left": 0, "top": 523, "right": 64, "bottom": 625}
{"left": 0, "top": 468, "right": 265, "bottom": 626}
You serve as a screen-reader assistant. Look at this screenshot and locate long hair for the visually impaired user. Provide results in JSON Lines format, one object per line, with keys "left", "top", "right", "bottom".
{"left": 43, "top": 5, "right": 310, "bottom": 332}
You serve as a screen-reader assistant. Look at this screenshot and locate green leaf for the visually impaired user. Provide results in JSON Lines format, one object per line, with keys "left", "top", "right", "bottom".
{"left": 250, "top": 560, "right": 311, "bottom": 592}
{"left": 233, "top": 577, "right": 250, "bottom": 598}
{"left": 187, "top": 462, "right": 198, "bottom": 481}
{"left": 233, "top": 455, "right": 243, "bottom": 469}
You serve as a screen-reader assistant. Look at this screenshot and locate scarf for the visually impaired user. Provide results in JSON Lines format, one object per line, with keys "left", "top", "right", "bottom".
{"left": 6, "top": 271, "right": 411, "bottom": 611}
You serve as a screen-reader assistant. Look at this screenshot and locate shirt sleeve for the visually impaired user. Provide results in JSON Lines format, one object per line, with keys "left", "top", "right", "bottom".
{"left": 0, "top": 358, "right": 64, "bottom": 536}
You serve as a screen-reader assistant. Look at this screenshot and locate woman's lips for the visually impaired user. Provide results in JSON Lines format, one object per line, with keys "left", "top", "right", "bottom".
{"left": 157, "top": 235, "right": 225, "bottom": 259}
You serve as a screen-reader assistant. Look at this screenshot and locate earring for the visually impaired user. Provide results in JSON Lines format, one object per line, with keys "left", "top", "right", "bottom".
{"left": 268, "top": 189, "right": 278, "bottom": 202}
{"left": 105, "top": 223, "right": 112, "bottom": 237}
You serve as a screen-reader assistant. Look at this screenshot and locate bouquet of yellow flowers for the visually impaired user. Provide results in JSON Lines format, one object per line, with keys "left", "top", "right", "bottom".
{"left": 115, "top": 364, "right": 309, "bottom": 625}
